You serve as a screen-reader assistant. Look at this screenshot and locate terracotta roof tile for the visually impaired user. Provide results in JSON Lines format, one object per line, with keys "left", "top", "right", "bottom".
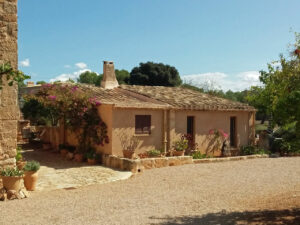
{"left": 119, "top": 85, "right": 255, "bottom": 111}
{"left": 79, "top": 84, "right": 255, "bottom": 111}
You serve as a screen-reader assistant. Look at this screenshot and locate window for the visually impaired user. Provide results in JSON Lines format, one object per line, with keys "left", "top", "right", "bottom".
{"left": 135, "top": 115, "right": 151, "bottom": 134}
{"left": 230, "top": 117, "right": 237, "bottom": 147}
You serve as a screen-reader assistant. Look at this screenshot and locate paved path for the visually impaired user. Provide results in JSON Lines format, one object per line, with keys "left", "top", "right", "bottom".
{"left": 0, "top": 157, "right": 299, "bottom": 225}
{"left": 21, "top": 146, "right": 132, "bottom": 191}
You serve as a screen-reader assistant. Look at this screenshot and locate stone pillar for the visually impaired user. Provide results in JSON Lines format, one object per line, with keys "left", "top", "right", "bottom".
{"left": 0, "top": 0, "right": 19, "bottom": 169}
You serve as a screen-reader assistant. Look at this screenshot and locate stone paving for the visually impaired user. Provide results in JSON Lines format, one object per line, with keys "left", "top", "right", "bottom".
{"left": 21, "top": 145, "right": 132, "bottom": 192}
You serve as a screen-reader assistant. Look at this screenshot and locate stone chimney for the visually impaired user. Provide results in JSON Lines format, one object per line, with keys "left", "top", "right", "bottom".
{"left": 26, "top": 81, "right": 35, "bottom": 87}
{"left": 101, "top": 61, "right": 119, "bottom": 89}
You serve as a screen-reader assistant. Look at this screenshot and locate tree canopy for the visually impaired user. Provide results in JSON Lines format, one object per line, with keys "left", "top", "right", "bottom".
{"left": 129, "top": 62, "right": 182, "bottom": 86}
{"left": 77, "top": 71, "right": 100, "bottom": 86}
{"left": 246, "top": 32, "right": 300, "bottom": 142}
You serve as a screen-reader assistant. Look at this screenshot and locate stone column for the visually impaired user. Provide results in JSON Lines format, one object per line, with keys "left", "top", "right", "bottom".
{"left": 0, "top": 0, "right": 19, "bottom": 169}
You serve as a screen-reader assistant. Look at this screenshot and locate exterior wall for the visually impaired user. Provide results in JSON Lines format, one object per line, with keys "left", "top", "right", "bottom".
{"left": 0, "top": 0, "right": 18, "bottom": 169}
{"left": 172, "top": 110, "right": 254, "bottom": 155}
{"left": 111, "top": 108, "right": 164, "bottom": 156}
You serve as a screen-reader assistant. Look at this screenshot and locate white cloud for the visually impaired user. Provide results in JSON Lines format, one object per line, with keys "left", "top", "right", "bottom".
{"left": 20, "top": 58, "right": 30, "bottom": 67}
{"left": 75, "top": 62, "right": 87, "bottom": 69}
{"left": 50, "top": 69, "right": 91, "bottom": 82}
{"left": 182, "top": 71, "right": 262, "bottom": 92}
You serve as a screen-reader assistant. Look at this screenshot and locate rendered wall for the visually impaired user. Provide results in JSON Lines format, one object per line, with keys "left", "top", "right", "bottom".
{"left": 172, "top": 110, "right": 254, "bottom": 155}
{"left": 0, "top": 0, "right": 18, "bottom": 169}
{"left": 111, "top": 108, "right": 164, "bottom": 156}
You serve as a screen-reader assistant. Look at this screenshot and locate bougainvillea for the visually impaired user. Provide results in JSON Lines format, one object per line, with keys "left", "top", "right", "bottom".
{"left": 24, "top": 83, "right": 109, "bottom": 153}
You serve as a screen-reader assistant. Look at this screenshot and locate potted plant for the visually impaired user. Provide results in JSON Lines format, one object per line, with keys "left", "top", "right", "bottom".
{"left": 16, "top": 146, "right": 27, "bottom": 170}
{"left": 118, "top": 132, "right": 140, "bottom": 159}
{"left": 59, "top": 144, "right": 68, "bottom": 158}
{"left": 23, "top": 160, "right": 40, "bottom": 191}
{"left": 146, "top": 149, "right": 162, "bottom": 158}
{"left": 0, "top": 167, "right": 24, "bottom": 191}
{"left": 86, "top": 148, "right": 97, "bottom": 165}
{"left": 66, "top": 145, "right": 76, "bottom": 160}
{"left": 74, "top": 148, "right": 84, "bottom": 162}
{"left": 173, "top": 135, "right": 189, "bottom": 156}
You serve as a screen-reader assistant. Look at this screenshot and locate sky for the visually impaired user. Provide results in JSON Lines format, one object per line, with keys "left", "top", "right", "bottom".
{"left": 18, "top": 0, "right": 300, "bottom": 91}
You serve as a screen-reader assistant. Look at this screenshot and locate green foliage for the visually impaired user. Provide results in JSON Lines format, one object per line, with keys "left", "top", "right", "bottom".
{"left": 247, "top": 33, "right": 300, "bottom": 135}
{"left": 115, "top": 69, "right": 130, "bottom": 84}
{"left": 240, "top": 145, "right": 269, "bottom": 155}
{"left": 0, "top": 62, "right": 30, "bottom": 89}
{"left": 147, "top": 149, "right": 161, "bottom": 157}
{"left": 192, "top": 151, "right": 207, "bottom": 159}
{"left": 24, "top": 161, "right": 40, "bottom": 172}
{"left": 86, "top": 148, "right": 97, "bottom": 159}
{"left": 129, "top": 62, "right": 182, "bottom": 86}
{"left": 21, "top": 99, "right": 55, "bottom": 125}
{"left": 15, "top": 146, "right": 23, "bottom": 162}
{"left": 0, "top": 168, "right": 24, "bottom": 177}
{"left": 173, "top": 135, "right": 189, "bottom": 151}
{"left": 77, "top": 71, "right": 100, "bottom": 85}
{"left": 36, "top": 81, "right": 46, "bottom": 85}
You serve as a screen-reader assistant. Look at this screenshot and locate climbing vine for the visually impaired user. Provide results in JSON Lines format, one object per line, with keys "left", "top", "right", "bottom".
{"left": 0, "top": 62, "right": 30, "bottom": 89}
{"left": 24, "top": 83, "right": 109, "bottom": 153}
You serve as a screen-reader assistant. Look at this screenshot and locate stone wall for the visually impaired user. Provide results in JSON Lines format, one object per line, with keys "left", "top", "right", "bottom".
{"left": 0, "top": 0, "right": 18, "bottom": 169}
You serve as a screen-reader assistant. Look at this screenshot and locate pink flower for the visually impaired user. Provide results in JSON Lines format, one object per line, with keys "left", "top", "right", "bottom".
{"left": 48, "top": 95, "right": 56, "bottom": 100}
{"left": 83, "top": 107, "right": 88, "bottom": 112}
{"left": 71, "top": 86, "right": 78, "bottom": 92}
{"left": 209, "top": 129, "right": 215, "bottom": 135}
{"left": 94, "top": 100, "right": 101, "bottom": 106}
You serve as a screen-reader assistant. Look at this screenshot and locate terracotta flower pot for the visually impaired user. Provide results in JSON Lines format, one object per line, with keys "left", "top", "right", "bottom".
{"left": 16, "top": 160, "right": 27, "bottom": 170}
{"left": 66, "top": 152, "right": 74, "bottom": 160}
{"left": 122, "top": 150, "right": 135, "bottom": 159}
{"left": 172, "top": 150, "right": 185, "bottom": 156}
{"left": 74, "top": 153, "right": 84, "bottom": 162}
{"left": 24, "top": 171, "right": 39, "bottom": 191}
{"left": 87, "top": 158, "right": 96, "bottom": 165}
{"left": 1, "top": 176, "right": 23, "bottom": 191}
{"left": 60, "top": 149, "right": 68, "bottom": 158}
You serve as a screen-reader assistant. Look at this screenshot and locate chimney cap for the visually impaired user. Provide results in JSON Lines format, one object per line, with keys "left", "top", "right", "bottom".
{"left": 103, "top": 61, "right": 114, "bottom": 65}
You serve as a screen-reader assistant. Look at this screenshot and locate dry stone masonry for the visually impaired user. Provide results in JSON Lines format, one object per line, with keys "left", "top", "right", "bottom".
{"left": 0, "top": 0, "right": 19, "bottom": 169}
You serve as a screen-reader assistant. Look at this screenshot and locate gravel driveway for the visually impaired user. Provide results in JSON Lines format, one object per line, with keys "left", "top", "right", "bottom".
{"left": 1, "top": 157, "right": 299, "bottom": 225}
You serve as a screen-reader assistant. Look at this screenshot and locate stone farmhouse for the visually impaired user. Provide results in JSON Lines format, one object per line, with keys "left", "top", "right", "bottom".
{"left": 64, "top": 61, "right": 256, "bottom": 157}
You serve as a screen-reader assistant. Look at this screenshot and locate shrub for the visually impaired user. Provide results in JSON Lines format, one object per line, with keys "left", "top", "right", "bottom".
{"left": 146, "top": 149, "right": 161, "bottom": 157}
{"left": 24, "top": 161, "right": 40, "bottom": 172}
{"left": 192, "top": 151, "right": 207, "bottom": 159}
{"left": 0, "top": 168, "right": 24, "bottom": 177}
{"left": 240, "top": 145, "right": 269, "bottom": 155}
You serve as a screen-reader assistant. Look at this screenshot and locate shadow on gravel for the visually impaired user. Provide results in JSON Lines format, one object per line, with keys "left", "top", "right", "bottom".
{"left": 151, "top": 208, "right": 300, "bottom": 225}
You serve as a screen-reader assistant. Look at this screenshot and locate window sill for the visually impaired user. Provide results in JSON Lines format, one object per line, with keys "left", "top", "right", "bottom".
{"left": 134, "top": 133, "right": 151, "bottom": 137}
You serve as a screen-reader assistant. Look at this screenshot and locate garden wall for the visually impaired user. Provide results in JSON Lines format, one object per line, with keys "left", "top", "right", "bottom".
{"left": 0, "top": 0, "right": 19, "bottom": 169}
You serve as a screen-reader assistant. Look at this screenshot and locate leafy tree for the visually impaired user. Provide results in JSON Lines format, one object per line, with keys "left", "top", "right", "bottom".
{"left": 247, "top": 33, "right": 300, "bottom": 138}
{"left": 77, "top": 71, "right": 100, "bottom": 85}
{"left": 129, "top": 62, "right": 182, "bottom": 86}
{"left": 36, "top": 81, "right": 46, "bottom": 85}
{"left": 115, "top": 69, "right": 130, "bottom": 84}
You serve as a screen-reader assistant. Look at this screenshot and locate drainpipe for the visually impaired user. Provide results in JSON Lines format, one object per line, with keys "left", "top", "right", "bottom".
{"left": 163, "top": 109, "right": 168, "bottom": 155}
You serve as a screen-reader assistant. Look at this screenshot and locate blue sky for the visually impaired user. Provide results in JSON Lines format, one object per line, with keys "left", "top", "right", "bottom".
{"left": 18, "top": 0, "right": 300, "bottom": 91}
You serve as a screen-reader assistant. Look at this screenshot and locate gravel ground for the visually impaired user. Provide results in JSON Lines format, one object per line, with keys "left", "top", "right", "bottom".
{"left": 1, "top": 157, "right": 299, "bottom": 225}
